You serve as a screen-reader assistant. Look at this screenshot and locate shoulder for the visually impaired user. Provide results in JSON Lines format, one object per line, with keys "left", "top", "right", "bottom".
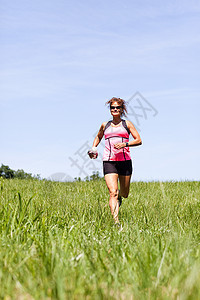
{"left": 125, "top": 120, "right": 140, "bottom": 136}
{"left": 125, "top": 120, "right": 135, "bottom": 128}
{"left": 99, "top": 121, "right": 108, "bottom": 132}
{"left": 102, "top": 121, "right": 107, "bottom": 127}
{"left": 101, "top": 121, "right": 107, "bottom": 130}
{"left": 102, "top": 120, "right": 112, "bottom": 130}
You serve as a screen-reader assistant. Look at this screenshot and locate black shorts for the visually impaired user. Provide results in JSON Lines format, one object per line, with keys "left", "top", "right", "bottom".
{"left": 103, "top": 160, "right": 133, "bottom": 176}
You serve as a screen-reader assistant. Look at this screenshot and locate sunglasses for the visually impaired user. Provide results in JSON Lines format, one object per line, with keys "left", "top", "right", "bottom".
{"left": 110, "top": 106, "right": 122, "bottom": 110}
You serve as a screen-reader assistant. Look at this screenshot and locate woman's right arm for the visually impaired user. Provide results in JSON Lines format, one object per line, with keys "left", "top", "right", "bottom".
{"left": 92, "top": 122, "right": 106, "bottom": 147}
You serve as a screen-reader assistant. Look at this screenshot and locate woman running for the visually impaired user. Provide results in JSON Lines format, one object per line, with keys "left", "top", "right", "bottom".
{"left": 88, "top": 97, "right": 142, "bottom": 224}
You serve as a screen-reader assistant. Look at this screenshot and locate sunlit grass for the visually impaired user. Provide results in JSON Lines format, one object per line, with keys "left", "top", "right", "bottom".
{"left": 0, "top": 178, "right": 200, "bottom": 299}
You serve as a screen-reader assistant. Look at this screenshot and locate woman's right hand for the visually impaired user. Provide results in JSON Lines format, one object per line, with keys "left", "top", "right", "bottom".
{"left": 88, "top": 148, "right": 98, "bottom": 159}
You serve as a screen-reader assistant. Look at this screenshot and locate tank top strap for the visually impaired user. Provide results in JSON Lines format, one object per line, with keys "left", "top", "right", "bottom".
{"left": 104, "top": 120, "right": 112, "bottom": 131}
{"left": 122, "top": 119, "right": 130, "bottom": 135}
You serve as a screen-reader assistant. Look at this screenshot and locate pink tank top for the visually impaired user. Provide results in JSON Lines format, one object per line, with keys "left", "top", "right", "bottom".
{"left": 103, "top": 120, "right": 131, "bottom": 161}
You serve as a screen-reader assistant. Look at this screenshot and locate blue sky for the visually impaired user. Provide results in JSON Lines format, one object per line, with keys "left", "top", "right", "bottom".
{"left": 1, "top": 0, "right": 200, "bottom": 181}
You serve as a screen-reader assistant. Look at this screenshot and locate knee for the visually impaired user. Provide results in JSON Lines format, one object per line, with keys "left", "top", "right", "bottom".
{"left": 121, "top": 191, "right": 129, "bottom": 198}
{"left": 109, "top": 189, "right": 118, "bottom": 198}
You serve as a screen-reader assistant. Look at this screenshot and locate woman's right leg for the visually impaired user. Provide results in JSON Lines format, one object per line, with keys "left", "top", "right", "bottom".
{"left": 104, "top": 173, "right": 120, "bottom": 223}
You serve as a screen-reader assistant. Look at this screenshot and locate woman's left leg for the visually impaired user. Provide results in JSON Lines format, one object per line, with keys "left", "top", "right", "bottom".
{"left": 118, "top": 175, "right": 132, "bottom": 198}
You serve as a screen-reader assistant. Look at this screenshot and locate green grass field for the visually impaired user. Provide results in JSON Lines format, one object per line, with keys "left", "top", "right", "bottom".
{"left": 0, "top": 178, "right": 200, "bottom": 299}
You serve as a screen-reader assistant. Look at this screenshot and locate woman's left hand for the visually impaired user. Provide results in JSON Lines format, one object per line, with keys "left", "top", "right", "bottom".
{"left": 114, "top": 142, "right": 126, "bottom": 149}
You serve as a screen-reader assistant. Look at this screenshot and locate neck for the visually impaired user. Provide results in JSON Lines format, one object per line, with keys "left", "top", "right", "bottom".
{"left": 112, "top": 116, "right": 121, "bottom": 124}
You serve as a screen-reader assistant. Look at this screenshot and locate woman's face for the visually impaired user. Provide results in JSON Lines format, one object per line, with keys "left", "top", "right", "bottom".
{"left": 110, "top": 101, "right": 122, "bottom": 117}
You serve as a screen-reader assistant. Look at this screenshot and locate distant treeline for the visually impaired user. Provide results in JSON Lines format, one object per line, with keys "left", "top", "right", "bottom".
{"left": 0, "top": 164, "right": 101, "bottom": 181}
{"left": 75, "top": 171, "right": 102, "bottom": 182}
{"left": 0, "top": 164, "right": 40, "bottom": 179}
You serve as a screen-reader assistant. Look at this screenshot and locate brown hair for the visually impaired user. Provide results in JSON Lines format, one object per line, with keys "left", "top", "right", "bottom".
{"left": 106, "top": 97, "right": 128, "bottom": 117}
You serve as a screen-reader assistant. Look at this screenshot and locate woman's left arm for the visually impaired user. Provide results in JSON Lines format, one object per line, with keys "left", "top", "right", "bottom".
{"left": 126, "top": 120, "right": 142, "bottom": 147}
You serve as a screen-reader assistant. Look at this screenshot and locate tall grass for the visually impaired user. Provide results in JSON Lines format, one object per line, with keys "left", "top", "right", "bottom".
{"left": 0, "top": 178, "right": 200, "bottom": 299}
